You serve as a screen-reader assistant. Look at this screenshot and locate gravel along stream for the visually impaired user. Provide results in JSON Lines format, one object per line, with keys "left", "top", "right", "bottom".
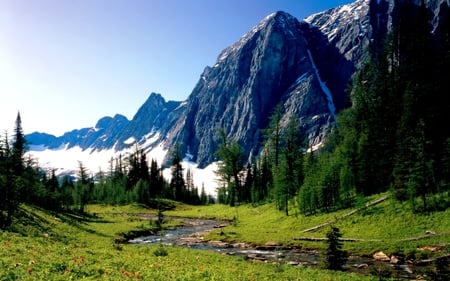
{"left": 129, "top": 218, "right": 436, "bottom": 279}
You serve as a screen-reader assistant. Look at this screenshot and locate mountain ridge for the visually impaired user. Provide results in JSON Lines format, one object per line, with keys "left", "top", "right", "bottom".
{"left": 26, "top": 0, "right": 450, "bottom": 176}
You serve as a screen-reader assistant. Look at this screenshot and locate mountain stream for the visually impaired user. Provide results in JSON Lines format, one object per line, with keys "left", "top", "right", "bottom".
{"left": 129, "top": 217, "right": 433, "bottom": 279}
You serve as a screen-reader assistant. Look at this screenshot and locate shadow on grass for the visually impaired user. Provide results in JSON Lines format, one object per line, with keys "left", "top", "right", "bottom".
{"left": 10, "top": 205, "right": 112, "bottom": 239}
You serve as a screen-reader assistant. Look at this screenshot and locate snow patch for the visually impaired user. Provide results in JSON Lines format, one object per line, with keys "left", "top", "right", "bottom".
{"left": 295, "top": 72, "right": 309, "bottom": 84}
{"left": 307, "top": 142, "right": 323, "bottom": 152}
{"left": 124, "top": 137, "right": 136, "bottom": 145}
{"left": 174, "top": 101, "right": 188, "bottom": 111}
{"left": 28, "top": 144, "right": 48, "bottom": 152}
{"left": 162, "top": 161, "right": 219, "bottom": 197}
{"left": 26, "top": 140, "right": 220, "bottom": 196}
{"left": 307, "top": 49, "right": 337, "bottom": 120}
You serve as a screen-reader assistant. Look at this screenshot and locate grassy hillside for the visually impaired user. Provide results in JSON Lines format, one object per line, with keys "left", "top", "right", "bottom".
{"left": 1, "top": 204, "right": 376, "bottom": 281}
{"left": 167, "top": 194, "right": 450, "bottom": 258}
{"left": 1, "top": 194, "right": 449, "bottom": 280}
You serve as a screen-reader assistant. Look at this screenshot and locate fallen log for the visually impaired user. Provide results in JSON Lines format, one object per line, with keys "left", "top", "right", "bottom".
{"left": 293, "top": 237, "right": 382, "bottom": 242}
{"left": 299, "top": 196, "right": 389, "bottom": 233}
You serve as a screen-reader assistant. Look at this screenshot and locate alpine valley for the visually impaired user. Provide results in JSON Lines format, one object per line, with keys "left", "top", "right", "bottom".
{"left": 26, "top": 0, "right": 450, "bottom": 195}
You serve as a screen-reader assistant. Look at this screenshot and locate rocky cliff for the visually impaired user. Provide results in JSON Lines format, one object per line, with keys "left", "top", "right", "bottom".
{"left": 164, "top": 11, "right": 338, "bottom": 167}
{"left": 26, "top": 0, "right": 450, "bottom": 170}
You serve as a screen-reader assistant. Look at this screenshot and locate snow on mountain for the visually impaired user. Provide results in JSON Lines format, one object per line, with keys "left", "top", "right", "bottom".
{"left": 27, "top": 0, "right": 450, "bottom": 198}
{"left": 306, "top": 49, "right": 337, "bottom": 120}
{"left": 27, "top": 142, "right": 220, "bottom": 196}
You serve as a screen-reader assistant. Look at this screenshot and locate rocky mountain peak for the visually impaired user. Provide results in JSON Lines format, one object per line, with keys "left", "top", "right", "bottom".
{"left": 26, "top": 0, "right": 450, "bottom": 176}
{"left": 163, "top": 9, "right": 335, "bottom": 167}
{"left": 215, "top": 10, "right": 302, "bottom": 66}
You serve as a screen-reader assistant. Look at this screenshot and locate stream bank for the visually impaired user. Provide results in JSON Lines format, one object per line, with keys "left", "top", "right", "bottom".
{"left": 128, "top": 217, "right": 439, "bottom": 280}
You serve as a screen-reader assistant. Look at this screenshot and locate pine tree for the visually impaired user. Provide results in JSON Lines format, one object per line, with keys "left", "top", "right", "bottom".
{"left": 149, "top": 159, "right": 164, "bottom": 198}
{"left": 170, "top": 144, "right": 185, "bottom": 201}
{"left": 242, "top": 163, "right": 253, "bottom": 203}
{"left": 75, "top": 161, "right": 90, "bottom": 212}
{"left": 200, "top": 183, "right": 207, "bottom": 205}
{"left": 323, "top": 226, "right": 347, "bottom": 270}
{"left": 0, "top": 114, "right": 27, "bottom": 226}
{"left": 298, "top": 151, "right": 319, "bottom": 215}
{"left": 264, "top": 104, "right": 283, "bottom": 168}
{"left": 274, "top": 116, "right": 305, "bottom": 215}
{"left": 134, "top": 179, "right": 150, "bottom": 205}
{"left": 215, "top": 129, "right": 244, "bottom": 206}
{"left": 12, "top": 112, "right": 25, "bottom": 176}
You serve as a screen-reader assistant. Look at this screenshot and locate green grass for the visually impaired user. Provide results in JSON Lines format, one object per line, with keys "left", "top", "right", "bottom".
{"left": 0, "top": 203, "right": 378, "bottom": 281}
{"left": 167, "top": 194, "right": 450, "bottom": 257}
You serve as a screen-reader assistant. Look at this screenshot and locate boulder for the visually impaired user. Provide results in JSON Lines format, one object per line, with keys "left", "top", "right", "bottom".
{"left": 373, "top": 251, "right": 390, "bottom": 261}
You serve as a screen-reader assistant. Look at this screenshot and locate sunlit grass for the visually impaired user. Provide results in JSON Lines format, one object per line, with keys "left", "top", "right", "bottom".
{"left": 0, "top": 203, "right": 379, "bottom": 280}
{"left": 167, "top": 193, "right": 450, "bottom": 257}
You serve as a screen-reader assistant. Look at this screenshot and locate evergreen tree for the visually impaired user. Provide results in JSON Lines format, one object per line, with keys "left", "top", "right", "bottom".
{"left": 60, "top": 175, "right": 74, "bottom": 209}
{"left": 298, "top": 151, "right": 319, "bottom": 215}
{"left": 134, "top": 179, "right": 150, "bottom": 205}
{"left": 242, "top": 163, "right": 253, "bottom": 203}
{"left": 12, "top": 112, "right": 26, "bottom": 176}
{"left": 200, "top": 183, "right": 208, "bottom": 205}
{"left": 149, "top": 158, "right": 164, "bottom": 198}
{"left": 274, "top": 116, "right": 305, "bottom": 215}
{"left": 0, "top": 114, "right": 28, "bottom": 226}
{"left": 75, "top": 161, "right": 90, "bottom": 212}
{"left": 0, "top": 131, "right": 16, "bottom": 227}
{"left": 170, "top": 144, "right": 185, "bottom": 201}
{"left": 265, "top": 104, "right": 283, "bottom": 168}
{"left": 407, "top": 119, "right": 436, "bottom": 211}
{"left": 323, "top": 226, "right": 347, "bottom": 270}
{"left": 215, "top": 129, "right": 244, "bottom": 206}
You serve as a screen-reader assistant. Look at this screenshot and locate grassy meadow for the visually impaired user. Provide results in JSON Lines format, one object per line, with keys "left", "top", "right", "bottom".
{"left": 168, "top": 194, "right": 450, "bottom": 257}
{"left": 1, "top": 194, "right": 449, "bottom": 280}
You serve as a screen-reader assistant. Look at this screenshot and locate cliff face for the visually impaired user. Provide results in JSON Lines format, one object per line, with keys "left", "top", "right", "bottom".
{"left": 164, "top": 11, "right": 336, "bottom": 167}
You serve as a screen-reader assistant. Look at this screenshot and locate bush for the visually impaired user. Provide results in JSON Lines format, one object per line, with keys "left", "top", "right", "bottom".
{"left": 153, "top": 245, "right": 168, "bottom": 257}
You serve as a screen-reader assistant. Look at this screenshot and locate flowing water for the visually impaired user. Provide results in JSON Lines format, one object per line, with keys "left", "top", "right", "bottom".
{"left": 129, "top": 218, "right": 433, "bottom": 279}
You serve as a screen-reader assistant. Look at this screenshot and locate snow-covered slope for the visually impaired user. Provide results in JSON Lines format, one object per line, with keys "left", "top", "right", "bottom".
{"left": 28, "top": 139, "right": 220, "bottom": 196}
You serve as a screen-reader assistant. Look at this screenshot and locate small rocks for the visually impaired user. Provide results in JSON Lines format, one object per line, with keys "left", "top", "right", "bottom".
{"left": 373, "top": 251, "right": 390, "bottom": 261}
{"left": 255, "top": 241, "right": 280, "bottom": 250}
{"left": 208, "top": 240, "right": 232, "bottom": 248}
{"left": 247, "top": 254, "right": 267, "bottom": 262}
{"left": 214, "top": 224, "right": 228, "bottom": 228}
{"left": 352, "top": 263, "right": 369, "bottom": 269}
{"left": 390, "top": 255, "right": 399, "bottom": 264}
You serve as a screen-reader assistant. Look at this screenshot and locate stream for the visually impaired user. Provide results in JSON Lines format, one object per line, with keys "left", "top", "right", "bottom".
{"left": 128, "top": 218, "right": 433, "bottom": 280}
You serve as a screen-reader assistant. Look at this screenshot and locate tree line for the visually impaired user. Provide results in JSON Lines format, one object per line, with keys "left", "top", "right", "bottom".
{"left": 215, "top": 1, "right": 450, "bottom": 214}
{"left": 0, "top": 114, "right": 212, "bottom": 228}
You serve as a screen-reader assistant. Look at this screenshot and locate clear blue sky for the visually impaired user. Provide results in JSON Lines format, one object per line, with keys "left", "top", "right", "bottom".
{"left": 1, "top": 0, "right": 353, "bottom": 136}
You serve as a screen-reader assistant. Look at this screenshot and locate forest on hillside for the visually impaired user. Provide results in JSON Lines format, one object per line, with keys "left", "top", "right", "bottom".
{"left": 1, "top": 2, "right": 450, "bottom": 228}
{"left": 215, "top": 2, "right": 450, "bottom": 214}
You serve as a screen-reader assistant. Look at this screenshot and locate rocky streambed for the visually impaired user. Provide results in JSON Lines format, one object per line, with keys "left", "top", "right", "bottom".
{"left": 128, "top": 218, "right": 439, "bottom": 280}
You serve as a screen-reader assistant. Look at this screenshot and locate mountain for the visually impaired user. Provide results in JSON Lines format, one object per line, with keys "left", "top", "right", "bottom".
{"left": 27, "top": 93, "right": 181, "bottom": 152}
{"left": 164, "top": 11, "right": 338, "bottom": 167}
{"left": 26, "top": 0, "right": 450, "bottom": 186}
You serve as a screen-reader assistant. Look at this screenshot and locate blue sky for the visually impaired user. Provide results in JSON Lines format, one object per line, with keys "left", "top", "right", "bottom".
{"left": 1, "top": 0, "right": 353, "bottom": 136}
